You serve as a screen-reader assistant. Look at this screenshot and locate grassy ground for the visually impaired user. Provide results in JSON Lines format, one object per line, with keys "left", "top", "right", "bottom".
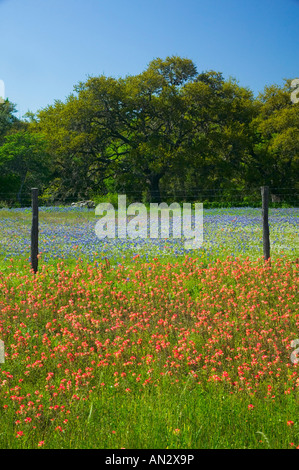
{"left": 0, "top": 207, "right": 298, "bottom": 449}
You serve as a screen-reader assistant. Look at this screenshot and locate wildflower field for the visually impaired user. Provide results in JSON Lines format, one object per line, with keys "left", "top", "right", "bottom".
{"left": 0, "top": 207, "right": 298, "bottom": 449}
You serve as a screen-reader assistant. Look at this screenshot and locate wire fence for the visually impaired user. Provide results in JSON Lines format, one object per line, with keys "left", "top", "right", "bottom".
{"left": 0, "top": 186, "right": 298, "bottom": 271}
{"left": 0, "top": 187, "right": 298, "bottom": 208}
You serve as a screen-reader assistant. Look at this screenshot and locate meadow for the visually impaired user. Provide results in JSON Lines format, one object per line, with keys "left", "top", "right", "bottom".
{"left": 0, "top": 206, "right": 298, "bottom": 449}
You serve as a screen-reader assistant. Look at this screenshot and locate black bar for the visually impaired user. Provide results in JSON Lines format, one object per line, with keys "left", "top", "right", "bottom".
{"left": 31, "top": 188, "right": 39, "bottom": 273}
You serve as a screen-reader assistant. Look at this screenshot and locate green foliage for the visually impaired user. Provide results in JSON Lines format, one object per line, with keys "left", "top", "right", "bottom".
{"left": 0, "top": 100, "right": 23, "bottom": 145}
{"left": 250, "top": 80, "right": 299, "bottom": 191}
{"left": 0, "top": 60, "right": 298, "bottom": 206}
{"left": 93, "top": 192, "right": 120, "bottom": 208}
{"left": 0, "top": 131, "right": 51, "bottom": 204}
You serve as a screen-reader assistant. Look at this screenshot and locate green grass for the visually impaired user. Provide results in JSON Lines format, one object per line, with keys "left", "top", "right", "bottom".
{"left": 1, "top": 380, "right": 297, "bottom": 449}
{"left": 0, "top": 208, "right": 298, "bottom": 449}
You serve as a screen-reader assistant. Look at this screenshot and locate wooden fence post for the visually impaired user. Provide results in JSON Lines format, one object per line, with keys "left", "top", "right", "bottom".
{"left": 261, "top": 186, "right": 270, "bottom": 262}
{"left": 31, "top": 188, "right": 39, "bottom": 273}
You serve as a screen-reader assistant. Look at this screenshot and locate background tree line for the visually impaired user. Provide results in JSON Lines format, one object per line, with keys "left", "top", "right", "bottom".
{"left": 0, "top": 56, "right": 298, "bottom": 207}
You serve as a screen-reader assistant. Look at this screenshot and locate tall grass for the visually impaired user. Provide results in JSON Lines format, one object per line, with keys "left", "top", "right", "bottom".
{"left": 0, "top": 253, "right": 298, "bottom": 449}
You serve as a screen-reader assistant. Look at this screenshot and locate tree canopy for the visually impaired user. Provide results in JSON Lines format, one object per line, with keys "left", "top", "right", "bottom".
{"left": 0, "top": 56, "right": 298, "bottom": 206}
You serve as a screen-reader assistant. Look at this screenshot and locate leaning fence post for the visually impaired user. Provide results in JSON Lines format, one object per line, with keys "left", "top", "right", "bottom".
{"left": 31, "top": 188, "right": 39, "bottom": 273}
{"left": 261, "top": 186, "right": 270, "bottom": 262}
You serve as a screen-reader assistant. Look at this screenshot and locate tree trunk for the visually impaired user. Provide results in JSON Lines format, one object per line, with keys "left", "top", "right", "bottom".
{"left": 148, "top": 173, "right": 162, "bottom": 203}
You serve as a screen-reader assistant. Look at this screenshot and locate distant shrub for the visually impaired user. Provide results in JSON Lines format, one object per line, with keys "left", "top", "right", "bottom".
{"left": 93, "top": 193, "right": 120, "bottom": 208}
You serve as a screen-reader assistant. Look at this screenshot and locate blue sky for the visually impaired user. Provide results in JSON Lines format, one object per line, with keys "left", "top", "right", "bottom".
{"left": 0, "top": 0, "right": 298, "bottom": 118}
